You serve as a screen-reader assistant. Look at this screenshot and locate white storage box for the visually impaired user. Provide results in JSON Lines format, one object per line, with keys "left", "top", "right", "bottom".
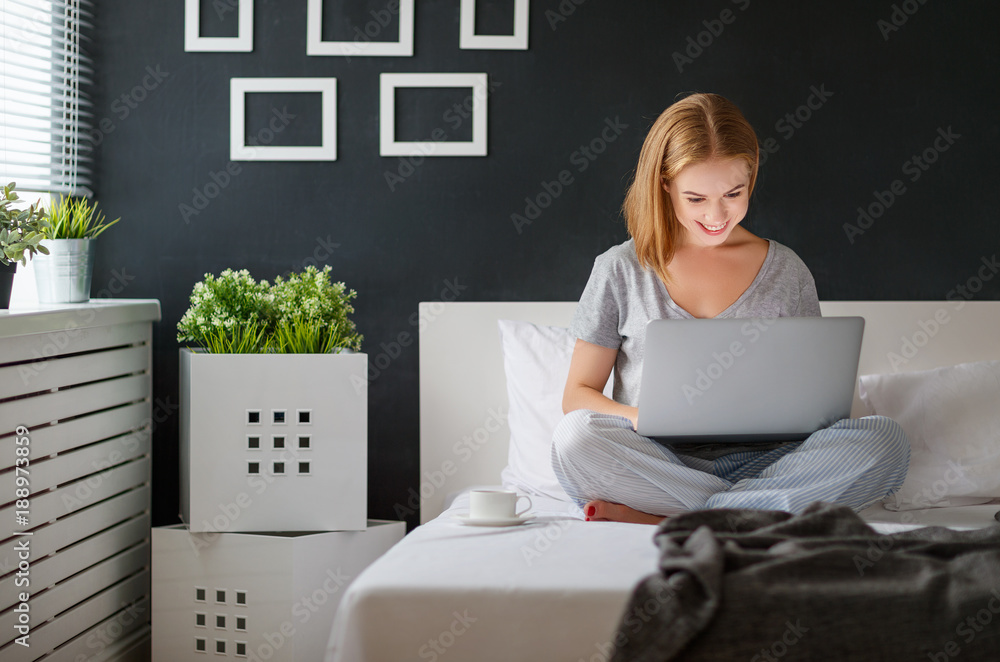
{"left": 179, "top": 349, "right": 368, "bottom": 532}
{"left": 151, "top": 520, "right": 405, "bottom": 661}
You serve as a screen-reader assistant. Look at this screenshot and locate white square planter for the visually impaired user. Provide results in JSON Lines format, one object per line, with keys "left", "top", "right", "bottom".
{"left": 180, "top": 349, "right": 367, "bottom": 533}
{"left": 151, "top": 521, "right": 405, "bottom": 662}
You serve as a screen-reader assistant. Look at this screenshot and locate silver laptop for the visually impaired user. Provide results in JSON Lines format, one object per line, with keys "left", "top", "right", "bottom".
{"left": 635, "top": 316, "right": 864, "bottom": 443}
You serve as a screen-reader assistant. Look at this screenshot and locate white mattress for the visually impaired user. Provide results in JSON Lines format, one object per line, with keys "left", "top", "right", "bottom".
{"left": 326, "top": 493, "right": 999, "bottom": 662}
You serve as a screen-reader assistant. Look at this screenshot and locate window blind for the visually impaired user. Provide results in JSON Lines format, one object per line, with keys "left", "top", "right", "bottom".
{"left": 0, "top": 0, "right": 95, "bottom": 196}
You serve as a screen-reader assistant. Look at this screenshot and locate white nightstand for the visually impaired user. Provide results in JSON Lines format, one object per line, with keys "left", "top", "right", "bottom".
{"left": 151, "top": 520, "right": 405, "bottom": 661}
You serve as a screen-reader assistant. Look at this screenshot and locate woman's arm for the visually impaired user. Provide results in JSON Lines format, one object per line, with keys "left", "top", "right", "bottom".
{"left": 562, "top": 338, "right": 639, "bottom": 429}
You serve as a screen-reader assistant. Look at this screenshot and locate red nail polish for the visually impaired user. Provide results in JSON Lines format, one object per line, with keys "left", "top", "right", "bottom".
{"left": 585, "top": 505, "right": 596, "bottom": 517}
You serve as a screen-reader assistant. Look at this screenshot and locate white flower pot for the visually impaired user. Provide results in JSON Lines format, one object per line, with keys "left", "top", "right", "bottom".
{"left": 151, "top": 520, "right": 405, "bottom": 662}
{"left": 179, "top": 348, "right": 368, "bottom": 533}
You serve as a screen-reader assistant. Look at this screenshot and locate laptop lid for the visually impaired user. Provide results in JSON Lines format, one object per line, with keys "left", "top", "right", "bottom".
{"left": 635, "top": 316, "right": 864, "bottom": 443}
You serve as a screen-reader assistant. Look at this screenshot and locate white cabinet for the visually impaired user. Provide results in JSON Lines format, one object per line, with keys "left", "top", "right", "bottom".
{"left": 0, "top": 300, "right": 160, "bottom": 662}
{"left": 151, "top": 521, "right": 405, "bottom": 662}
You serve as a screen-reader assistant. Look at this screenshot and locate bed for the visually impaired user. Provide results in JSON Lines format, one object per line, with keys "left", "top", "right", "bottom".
{"left": 325, "top": 301, "right": 1000, "bottom": 662}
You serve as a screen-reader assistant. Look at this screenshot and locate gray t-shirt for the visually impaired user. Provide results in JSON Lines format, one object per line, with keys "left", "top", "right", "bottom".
{"left": 571, "top": 238, "right": 822, "bottom": 459}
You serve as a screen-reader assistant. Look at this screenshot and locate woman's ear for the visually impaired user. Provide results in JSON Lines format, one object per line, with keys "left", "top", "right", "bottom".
{"left": 661, "top": 179, "right": 670, "bottom": 193}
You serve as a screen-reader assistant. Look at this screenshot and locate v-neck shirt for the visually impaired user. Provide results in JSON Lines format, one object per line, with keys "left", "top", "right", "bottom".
{"left": 571, "top": 238, "right": 822, "bottom": 409}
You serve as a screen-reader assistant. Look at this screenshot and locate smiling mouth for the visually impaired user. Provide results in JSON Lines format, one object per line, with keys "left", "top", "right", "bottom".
{"left": 698, "top": 220, "right": 728, "bottom": 234}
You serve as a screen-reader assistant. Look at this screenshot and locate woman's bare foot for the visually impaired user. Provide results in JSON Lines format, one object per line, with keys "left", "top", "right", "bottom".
{"left": 584, "top": 500, "right": 665, "bottom": 525}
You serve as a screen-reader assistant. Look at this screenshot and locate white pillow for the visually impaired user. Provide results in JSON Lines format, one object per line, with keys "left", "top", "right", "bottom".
{"left": 859, "top": 360, "right": 1000, "bottom": 510}
{"left": 497, "top": 320, "right": 613, "bottom": 501}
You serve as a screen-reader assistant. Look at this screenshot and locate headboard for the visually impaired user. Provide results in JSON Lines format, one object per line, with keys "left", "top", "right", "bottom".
{"left": 418, "top": 301, "right": 1000, "bottom": 523}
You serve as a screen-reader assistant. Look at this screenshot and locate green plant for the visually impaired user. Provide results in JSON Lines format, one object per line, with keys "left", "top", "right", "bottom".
{"left": 177, "top": 266, "right": 363, "bottom": 354}
{"left": 41, "top": 194, "right": 120, "bottom": 239}
{"left": 0, "top": 182, "right": 49, "bottom": 266}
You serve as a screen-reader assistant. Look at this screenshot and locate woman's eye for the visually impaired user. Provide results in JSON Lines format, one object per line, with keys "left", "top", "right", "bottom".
{"left": 686, "top": 197, "right": 705, "bottom": 204}
{"left": 725, "top": 191, "right": 743, "bottom": 199}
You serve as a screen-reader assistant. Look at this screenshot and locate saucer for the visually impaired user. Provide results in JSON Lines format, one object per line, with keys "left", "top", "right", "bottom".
{"left": 454, "top": 514, "right": 533, "bottom": 527}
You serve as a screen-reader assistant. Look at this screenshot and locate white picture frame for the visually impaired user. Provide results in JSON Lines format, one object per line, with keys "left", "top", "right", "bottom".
{"left": 230, "top": 78, "right": 338, "bottom": 162}
{"left": 306, "top": 0, "right": 415, "bottom": 57}
{"left": 379, "top": 73, "right": 489, "bottom": 157}
{"left": 184, "top": 0, "right": 254, "bottom": 52}
{"left": 459, "top": 0, "right": 529, "bottom": 50}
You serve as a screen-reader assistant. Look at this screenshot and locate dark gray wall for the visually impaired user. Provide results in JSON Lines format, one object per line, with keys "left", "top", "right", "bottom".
{"left": 92, "top": 1, "right": 999, "bottom": 529}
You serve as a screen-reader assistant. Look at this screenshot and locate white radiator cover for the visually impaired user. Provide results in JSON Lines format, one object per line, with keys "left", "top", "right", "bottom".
{"left": 0, "top": 300, "right": 161, "bottom": 662}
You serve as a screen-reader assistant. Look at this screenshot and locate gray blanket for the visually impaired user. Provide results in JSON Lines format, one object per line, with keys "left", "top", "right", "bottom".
{"left": 611, "top": 502, "right": 1000, "bottom": 662}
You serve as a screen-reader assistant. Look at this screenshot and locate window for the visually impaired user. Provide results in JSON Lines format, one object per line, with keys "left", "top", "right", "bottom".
{"left": 0, "top": 0, "right": 94, "bottom": 195}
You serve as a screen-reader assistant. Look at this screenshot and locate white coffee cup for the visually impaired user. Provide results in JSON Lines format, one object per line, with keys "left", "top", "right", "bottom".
{"left": 469, "top": 489, "right": 532, "bottom": 520}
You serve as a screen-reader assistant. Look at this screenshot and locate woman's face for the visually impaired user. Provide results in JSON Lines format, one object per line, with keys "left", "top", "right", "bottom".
{"left": 663, "top": 158, "right": 751, "bottom": 248}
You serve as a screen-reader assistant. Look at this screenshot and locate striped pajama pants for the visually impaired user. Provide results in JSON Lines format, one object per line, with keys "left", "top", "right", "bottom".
{"left": 551, "top": 410, "right": 910, "bottom": 516}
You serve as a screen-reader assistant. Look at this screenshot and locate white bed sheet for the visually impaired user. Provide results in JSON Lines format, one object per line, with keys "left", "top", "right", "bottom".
{"left": 326, "top": 493, "right": 1000, "bottom": 662}
{"left": 325, "top": 491, "right": 658, "bottom": 662}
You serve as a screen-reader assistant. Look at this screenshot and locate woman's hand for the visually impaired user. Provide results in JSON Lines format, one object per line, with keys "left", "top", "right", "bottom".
{"left": 624, "top": 406, "right": 639, "bottom": 431}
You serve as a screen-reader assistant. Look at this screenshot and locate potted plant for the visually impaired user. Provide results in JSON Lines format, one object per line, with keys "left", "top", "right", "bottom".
{"left": 35, "top": 194, "right": 120, "bottom": 303}
{"left": 0, "top": 182, "right": 49, "bottom": 308}
{"left": 175, "top": 266, "right": 369, "bottom": 533}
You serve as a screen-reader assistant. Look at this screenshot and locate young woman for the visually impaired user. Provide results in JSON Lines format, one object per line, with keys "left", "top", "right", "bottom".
{"left": 551, "top": 93, "right": 910, "bottom": 524}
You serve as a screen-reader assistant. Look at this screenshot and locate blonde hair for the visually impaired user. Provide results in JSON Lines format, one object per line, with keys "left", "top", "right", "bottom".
{"left": 622, "top": 93, "right": 759, "bottom": 283}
